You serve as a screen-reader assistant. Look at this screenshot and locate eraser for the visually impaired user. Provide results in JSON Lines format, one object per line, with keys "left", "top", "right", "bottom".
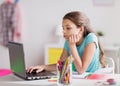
{"left": 107, "top": 78, "right": 116, "bottom": 85}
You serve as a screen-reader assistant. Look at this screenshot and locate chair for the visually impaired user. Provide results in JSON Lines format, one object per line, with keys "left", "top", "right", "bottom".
{"left": 105, "top": 57, "right": 115, "bottom": 74}
{"left": 94, "top": 57, "right": 115, "bottom": 74}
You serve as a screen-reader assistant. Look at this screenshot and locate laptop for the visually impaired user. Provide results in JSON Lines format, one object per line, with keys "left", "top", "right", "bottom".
{"left": 8, "top": 41, "right": 56, "bottom": 80}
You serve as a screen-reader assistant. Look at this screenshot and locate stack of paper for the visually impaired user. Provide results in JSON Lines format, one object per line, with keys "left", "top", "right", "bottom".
{"left": 72, "top": 72, "right": 90, "bottom": 79}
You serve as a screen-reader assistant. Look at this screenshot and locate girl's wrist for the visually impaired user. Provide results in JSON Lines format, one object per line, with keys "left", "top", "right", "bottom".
{"left": 44, "top": 65, "right": 48, "bottom": 70}
{"left": 69, "top": 43, "right": 76, "bottom": 48}
{"left": 69, "top": 44, "right": 77, "bottom": 53}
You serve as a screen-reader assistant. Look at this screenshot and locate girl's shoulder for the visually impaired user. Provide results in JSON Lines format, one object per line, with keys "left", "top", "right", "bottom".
{"left": 84, "top": 33, "right": 98, "bottom": 46}
{"left": 87, "top": 33, "right": 97, "bottom": 38}
{"left": 85, "top": 33, "right": 97, "bottom": 40}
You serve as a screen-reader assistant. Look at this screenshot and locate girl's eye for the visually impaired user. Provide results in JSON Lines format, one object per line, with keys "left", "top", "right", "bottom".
{"left": 63, "top": 27, "right": 72, "bottom": 30}
{"left": 66, "top": 27, "right": 71, "bottom": 30}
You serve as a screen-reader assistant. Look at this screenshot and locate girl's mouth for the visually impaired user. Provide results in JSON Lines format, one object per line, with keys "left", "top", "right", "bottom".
{"left": 64, "top": 35, "right": 70, "bottom": 40}
{"left": 64, "top": 35, "right": 68, "bottom": 38}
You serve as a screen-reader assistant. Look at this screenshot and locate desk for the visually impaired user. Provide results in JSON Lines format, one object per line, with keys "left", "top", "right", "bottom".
{"left": 0, "top": 74, "right": 120, "bottom": 86}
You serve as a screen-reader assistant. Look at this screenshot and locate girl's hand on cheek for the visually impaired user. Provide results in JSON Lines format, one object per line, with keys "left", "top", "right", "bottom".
{"left": 68, "top": 33, "right": 81, "bottom": 45}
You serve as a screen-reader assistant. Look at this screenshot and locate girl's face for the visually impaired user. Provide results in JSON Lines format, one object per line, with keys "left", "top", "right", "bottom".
{"left": 62, "top": 19, "right": 81, "bottom": 40}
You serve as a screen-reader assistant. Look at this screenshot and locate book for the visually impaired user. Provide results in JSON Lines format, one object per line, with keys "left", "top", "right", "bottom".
{"left": 87, "top": 73, "right": 114, "bottom": 80}
{"left": 72, "top": 72, "right": 90, "bottom": 79}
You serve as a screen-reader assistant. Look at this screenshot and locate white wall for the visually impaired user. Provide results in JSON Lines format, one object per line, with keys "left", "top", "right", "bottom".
{"left": 0, "top": 0, "right": 120, "bottom": 69}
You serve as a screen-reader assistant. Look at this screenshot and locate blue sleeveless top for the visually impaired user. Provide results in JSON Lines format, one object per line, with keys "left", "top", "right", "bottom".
{"left": 64, "top": 33, "right": 101, "bottom": 72}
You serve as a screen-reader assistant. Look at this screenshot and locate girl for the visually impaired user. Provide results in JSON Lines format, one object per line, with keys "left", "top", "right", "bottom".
{"left": 27, "top": 11, "right": 106, "bottom": 74}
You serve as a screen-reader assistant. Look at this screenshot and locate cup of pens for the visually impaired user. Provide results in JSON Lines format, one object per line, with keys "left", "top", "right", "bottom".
{"left": 57, "top": 56, "right": 73, "bottom": 85}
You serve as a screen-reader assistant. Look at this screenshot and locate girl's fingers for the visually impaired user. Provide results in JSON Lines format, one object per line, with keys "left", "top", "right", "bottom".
{"left": 71, "top": 35, "right": 74, "bottom": 42}
{"left": 69, "top": 36, "right": 72, "bottom": 42}
{"left": 68, "top": 35, "right": 76, "bottom": 43}
{"left": 27, "top": 66, "right": 40, "bottom": 73}
{"left": 74, "top": 34, "right": 76, "bottom": 42}
{"left": 29, "top": 68, "right": 37, "bottom": 73}
{"left": 76, "top": 34, "right": 80, "bottom": 41}
{"left": 68, "top": 34, "right": 82, "bottom": 43}
{"left": 26, "top": 66, "right": 33, "bottom": 73}
{"left": 36, "top": 68, "right": 43, "bottom": 73}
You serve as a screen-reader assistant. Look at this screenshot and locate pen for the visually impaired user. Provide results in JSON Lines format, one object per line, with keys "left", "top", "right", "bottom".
{"left": 85, "top": 73, "right": 92, "bottom": 79}
{"left": 48, "top": 77, "right": 57, "bottom": 82}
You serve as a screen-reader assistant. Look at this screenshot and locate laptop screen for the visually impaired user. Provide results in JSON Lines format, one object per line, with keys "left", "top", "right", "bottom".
{"left": 8, "top": 42, "right": 26, "bottom": 78}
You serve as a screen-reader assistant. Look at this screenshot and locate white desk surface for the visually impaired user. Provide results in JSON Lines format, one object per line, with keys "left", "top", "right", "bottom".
{"left": 0, "top": 74, "right": 120, "bottom": 86}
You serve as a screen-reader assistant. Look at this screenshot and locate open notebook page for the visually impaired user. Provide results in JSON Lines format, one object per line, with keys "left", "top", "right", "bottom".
{"left": 72, "top": 72, "right": 90, "bottom": 79}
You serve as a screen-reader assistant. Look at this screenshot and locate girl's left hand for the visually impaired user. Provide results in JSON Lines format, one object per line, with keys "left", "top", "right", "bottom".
{"left": 68, "top": 33, "right": 81, "bottom": 45}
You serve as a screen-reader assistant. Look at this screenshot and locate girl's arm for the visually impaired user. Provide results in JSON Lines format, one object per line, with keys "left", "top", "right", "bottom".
{"left": 69, "top": 42, "right": 96, "bottom": 74}
{"left": 27, "top": 48, "right": 68, "bottom": 73}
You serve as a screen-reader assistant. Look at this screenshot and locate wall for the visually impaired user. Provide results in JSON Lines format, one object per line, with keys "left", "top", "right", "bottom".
{"left": 0, "top": 0, "right": 120, "bottom": 69}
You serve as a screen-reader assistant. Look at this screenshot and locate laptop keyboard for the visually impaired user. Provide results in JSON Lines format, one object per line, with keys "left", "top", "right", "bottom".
{"left": 26, "top": 71, "right": 56, "bottom": 80}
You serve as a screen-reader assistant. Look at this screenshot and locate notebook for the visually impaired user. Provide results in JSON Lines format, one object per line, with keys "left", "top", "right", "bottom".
{"left": 8, "top": 41, "right": 56, "bottom": 80}
{"left": 87, "top": 73, "right": 114, "bottom": 80}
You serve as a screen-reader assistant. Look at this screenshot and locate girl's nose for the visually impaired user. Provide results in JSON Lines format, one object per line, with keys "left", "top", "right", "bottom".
{"left": 63, "top": 30, "right": 66, "bottom": 34}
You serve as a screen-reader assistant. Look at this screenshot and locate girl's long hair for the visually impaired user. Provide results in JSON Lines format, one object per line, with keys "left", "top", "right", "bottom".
{"left": 63, "top": 11, "right": 106, "bottom": 68}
